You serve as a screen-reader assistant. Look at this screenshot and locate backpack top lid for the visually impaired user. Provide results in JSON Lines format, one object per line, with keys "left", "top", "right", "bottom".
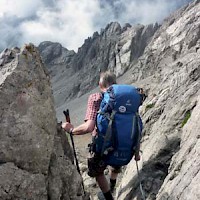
{"left": 102, "top": 84, "right": 141, "bottom": 114}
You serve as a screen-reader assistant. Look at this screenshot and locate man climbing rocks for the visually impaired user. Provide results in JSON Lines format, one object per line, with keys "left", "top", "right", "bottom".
{"left": 62, "top": 71, "right": 142, "bottom": 200}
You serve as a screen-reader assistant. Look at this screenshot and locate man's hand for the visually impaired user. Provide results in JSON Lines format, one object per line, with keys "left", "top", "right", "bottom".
{"left": 62, "top": 122, "right": 74, "bottom": 133}
{"left": 134, "top": 153, "right": 140, "bottom": 161}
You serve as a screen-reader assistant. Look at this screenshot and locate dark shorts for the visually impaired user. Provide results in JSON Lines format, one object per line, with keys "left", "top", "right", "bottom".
{"left": 87, "top": 154, "right": 121, "bottom": 177}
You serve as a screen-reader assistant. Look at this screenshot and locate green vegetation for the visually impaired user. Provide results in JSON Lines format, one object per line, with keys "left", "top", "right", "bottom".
{"left": 181, "top": 111, "right": 191, "bottom": 128}
{"left": 145, "top": 103, "right": 155, "bottom": 112}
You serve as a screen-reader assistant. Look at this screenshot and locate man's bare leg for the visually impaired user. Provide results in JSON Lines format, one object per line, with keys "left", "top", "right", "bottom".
{"left": 96, "top": 174, "right": 113, "bottom": 200}
{"left": 109, "top": 168, "right": 119, "bottom": 192}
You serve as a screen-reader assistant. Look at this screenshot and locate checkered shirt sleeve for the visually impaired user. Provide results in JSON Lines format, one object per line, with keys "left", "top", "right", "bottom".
{"left": 84, "top": 93, "right": 102, "bottom": 121}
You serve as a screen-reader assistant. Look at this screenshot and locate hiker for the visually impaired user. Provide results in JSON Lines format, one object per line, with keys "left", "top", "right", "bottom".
{"left": 62, "top": 71, "right": 143, "bottom": 200}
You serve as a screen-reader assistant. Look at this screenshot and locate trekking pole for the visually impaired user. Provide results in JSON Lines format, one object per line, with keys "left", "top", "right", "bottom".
{"left": 63, "top": 109, "right": 85, "bottom": 192}
{"left": 136, "top": 161, "right": 146, "bottom": 200}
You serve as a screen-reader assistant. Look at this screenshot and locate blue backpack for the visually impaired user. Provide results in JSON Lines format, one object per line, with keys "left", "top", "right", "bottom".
{"left": 95, "top": 84, "right": 143, "bottom": 166}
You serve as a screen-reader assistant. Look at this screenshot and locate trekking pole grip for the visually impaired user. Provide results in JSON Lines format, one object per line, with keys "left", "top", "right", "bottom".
{"left": 63, "top": 109, "right": 71, "bottom": 123}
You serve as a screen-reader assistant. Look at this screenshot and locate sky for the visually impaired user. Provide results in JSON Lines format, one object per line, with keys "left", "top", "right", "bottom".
{"left": 0, "top": 0, "right": 192, "bottom": 52}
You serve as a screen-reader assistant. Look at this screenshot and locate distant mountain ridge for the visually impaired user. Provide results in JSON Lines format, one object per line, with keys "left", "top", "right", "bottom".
{"left": 38, "top": 22, "right": 159, "bottom": 108}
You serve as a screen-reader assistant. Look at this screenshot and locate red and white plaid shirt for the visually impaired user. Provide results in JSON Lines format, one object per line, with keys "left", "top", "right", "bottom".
{"left": 84, "top": 93, "right": 102, "bottom": 121}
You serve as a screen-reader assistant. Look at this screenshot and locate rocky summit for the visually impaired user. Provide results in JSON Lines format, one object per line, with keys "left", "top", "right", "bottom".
{"left": 0, "top": 0, "right": 200, "bottom": 200}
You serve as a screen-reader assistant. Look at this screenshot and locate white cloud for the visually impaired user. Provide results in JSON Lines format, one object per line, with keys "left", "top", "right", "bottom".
{"left": 0, "top": 0, "right": 44, "bottom": 18}
{"left": 1, "top": 0, "right": 101, "bottom": 51}
{"left": 0, "top": 0, "right": 192, "bottom": 52}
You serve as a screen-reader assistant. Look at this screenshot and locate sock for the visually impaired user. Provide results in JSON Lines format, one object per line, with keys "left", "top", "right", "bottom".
{"left": 103, "top": 190, "right": 114, "bottom": 200}
{"left": 110, "top": 179, "right": 116, "bottom": 191}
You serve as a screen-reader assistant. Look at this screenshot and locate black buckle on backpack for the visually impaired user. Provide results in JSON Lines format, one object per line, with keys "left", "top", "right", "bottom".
{"left": 87, "top": 136, "right": 97, "bottom": 154}
{"left": 103, "top": 146, "right": 114, "bottom": 155}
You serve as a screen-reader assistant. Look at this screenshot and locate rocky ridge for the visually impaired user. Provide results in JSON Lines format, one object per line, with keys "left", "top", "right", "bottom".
{"left": 38, "top": 22, "right": 159, "bottom": 110}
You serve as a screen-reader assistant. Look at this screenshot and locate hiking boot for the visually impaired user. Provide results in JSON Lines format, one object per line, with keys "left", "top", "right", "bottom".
{"left": 110, "top": 179, "right": 116, "bottom": 193}
{"left": 97, "top": 191, "right": 105, "bottom": 200}
{"left": 97, "top": 190, "right": 114, "bottom": 200}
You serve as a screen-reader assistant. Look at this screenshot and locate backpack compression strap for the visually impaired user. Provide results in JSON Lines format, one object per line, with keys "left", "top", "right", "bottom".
{"left": 100, "top": 110, "right": 116, "bottom": 156}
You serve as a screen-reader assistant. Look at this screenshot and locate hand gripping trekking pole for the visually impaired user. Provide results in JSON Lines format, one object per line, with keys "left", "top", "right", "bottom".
{"left": 63, "top": 109, "right": 85, "bottom": 193}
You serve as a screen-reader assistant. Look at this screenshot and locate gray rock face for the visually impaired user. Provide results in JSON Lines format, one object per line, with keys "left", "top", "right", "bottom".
{"left": 117, "top": 1, "right": 200, "bottom": 199}
{"left": 38, "top": 22, "right": 158, "bottom": 110}
{"left": 38, "top": 41, "right": 75, "bottom": 73}
{"left": 115, "top": 23, "right": 159, "bottom": 76}
{"left": 0, "top": 44, "right": 55, "bottom": 174}
{"left": 0, "top": 163, "right": 47, "bottom": 199}
{"left": 48, "top": 125, "right": 84, "bottom": 200}
{"left": 157, "top": 95, "right": 200, "bottom": 200}
{"left": 0, "top": 44, "right": 85, "bottom": 199}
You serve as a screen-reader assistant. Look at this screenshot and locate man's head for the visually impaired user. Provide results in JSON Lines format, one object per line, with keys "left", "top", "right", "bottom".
{"left": 99, "top": 71, "right": 117, "bottom": 92}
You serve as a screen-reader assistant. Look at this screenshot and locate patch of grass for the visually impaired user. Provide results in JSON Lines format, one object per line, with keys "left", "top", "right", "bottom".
{"left": 181, "top": 111, "right": 191, "bottom": 128}
{"left": 145, "top": 103, "right": 155, "bottom": 112}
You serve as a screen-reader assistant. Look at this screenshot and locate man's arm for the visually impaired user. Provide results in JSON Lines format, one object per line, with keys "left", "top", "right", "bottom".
{"left": 62, "top": 93, "right": 101, "bottom": 135}
{"left": 62, "top": 120, "right": 96, "bottom": 135}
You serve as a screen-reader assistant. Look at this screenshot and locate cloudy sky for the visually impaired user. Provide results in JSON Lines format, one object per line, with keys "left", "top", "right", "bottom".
{"left": 0, "top": 0, "right": 192, "bottom": 52}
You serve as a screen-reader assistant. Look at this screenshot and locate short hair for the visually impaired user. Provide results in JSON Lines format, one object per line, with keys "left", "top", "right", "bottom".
{"left": 99, "top": 71, "right": 117, "bottom": 88}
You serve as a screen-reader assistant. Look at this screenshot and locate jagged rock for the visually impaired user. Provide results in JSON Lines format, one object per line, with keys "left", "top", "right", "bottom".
{"left": 38, "top": 41, "right": 75, "bottom": 67}
{"left": 0, "top": 162, "right": 47, "bottom": 199}
{"left": 48, "top": 125, "right": 84, "bottom": 199}
{"left": 114, "top": 23, "right": 159, "bottom": 76}
{"left": 0, "top": 47, "right": 20, "bottom": 66}
{"left": 101, "top": 22, "right": 122, "bottom": 37}
{"left": 0, "top": 44, "right": 86, "bottom": 200}
{"left": 122, "top": 23, "right": 132, "bottom": 32}
{"left": 0, "top": 44, "right": 55, "bottom": 174}
{"left": 156, "top": 95, "right": 200, "bottom": 199}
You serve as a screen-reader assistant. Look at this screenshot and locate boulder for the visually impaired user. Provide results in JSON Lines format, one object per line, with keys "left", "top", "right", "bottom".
{"left": 0, "top": 44, "right": 55, "bottom": 174}
{"left": 0, "top": 44, "right": 86, "bottom": 200}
